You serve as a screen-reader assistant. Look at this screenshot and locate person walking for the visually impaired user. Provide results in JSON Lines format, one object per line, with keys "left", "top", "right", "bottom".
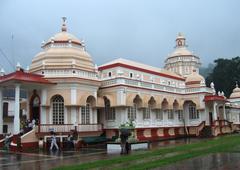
{"left": 50, "top": 133, "right": 59, "bottom": 151}
{"left": 67, "top": 134, "right": 73, "bottom": 150}
{"left": 120, "top": 132, "right": 127, "bottom": 154}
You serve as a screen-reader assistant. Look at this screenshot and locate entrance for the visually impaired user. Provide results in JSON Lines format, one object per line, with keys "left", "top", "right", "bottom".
{"left": 30, "top": 91, "right": 40, "bottom": 123}
{"left": 209, "top": 112, "right": 213, "bottom": 125}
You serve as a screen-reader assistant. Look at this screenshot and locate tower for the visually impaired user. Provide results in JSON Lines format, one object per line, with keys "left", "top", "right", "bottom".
{"left": 164, "top": 33, "right": 201, "bottom": 77}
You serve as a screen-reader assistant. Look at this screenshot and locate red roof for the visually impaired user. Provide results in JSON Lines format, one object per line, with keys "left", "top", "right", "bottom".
{"left": 0, "top": 70, "right": 54, "bottom": 85}
{"left": 204, "top": 95, "right": 226, "bottom": 102}
{"left": 98, "top": 63, "right": 185, "bottom": 81}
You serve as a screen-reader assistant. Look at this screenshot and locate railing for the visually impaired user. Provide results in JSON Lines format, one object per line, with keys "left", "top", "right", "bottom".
{"left": 77, "top": 124, "right": 103, "bottom": 132}
{"left": 38, "top": 124, "right": 103, "bottom": 133}
{"left": 211, "top": 119, "right": 233, "bottom": 136}
{"left": 196, "top": 121, "right": 205, "bottom": 136}
{"left": 212, "top": 120, "right": 232, "bottom": 127}
{"left": 100, "top": 77, "right": 213, "bottom": 94}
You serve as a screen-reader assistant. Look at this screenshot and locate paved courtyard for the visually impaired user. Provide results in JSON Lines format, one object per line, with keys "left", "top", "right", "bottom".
{"left": 1, "top": 138, "right": 240, "bottom": 170}
{"left": 0, "top": 148, "right": 116, "bottom": 170}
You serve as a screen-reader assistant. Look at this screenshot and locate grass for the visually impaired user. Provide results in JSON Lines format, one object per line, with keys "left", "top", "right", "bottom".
{"left": 53, "top": 134, "right": 240, "bottom": 170}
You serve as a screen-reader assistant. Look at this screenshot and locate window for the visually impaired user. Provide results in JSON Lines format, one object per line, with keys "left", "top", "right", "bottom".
{"left": 128, "top": 104, "right": 137, "bottom": 120}
{"left": 52, "top": 95, "right": 64, "bottom": 124}
{"left": 3, "top": 102, "right": 8, "bottom": 117}
{"left": 108, "top": 72, "right": 112, "bottom": 77}
{"left": 105, "top": 99, "right": 115, "bottom": 120}
{"left": 143, "top": 107, "right": 151, "bottom": 120}
{"left": 156, "top": 109, "right": 163, "bottom": 120}
{"left": 81, "top": 103, "right": 90, "bottom": 124}
{"left": 167, "top": 110, "right": 174, "bottom": 119}
{"left": 189, "top": 104, "right": 199, "bottom": 119}
{"left": 177, "top": 110, "right": 183, "bottom": 120}
{"left": 3, "top": 125, "right": 8, "bottom": 133}
{"left": 129, "top": 73, "right": 133, "bottom": 78}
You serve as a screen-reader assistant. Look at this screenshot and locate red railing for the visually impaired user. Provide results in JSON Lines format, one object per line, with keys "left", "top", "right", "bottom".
{"left": 38, "top": 124, "right": 103, "bottom": 133}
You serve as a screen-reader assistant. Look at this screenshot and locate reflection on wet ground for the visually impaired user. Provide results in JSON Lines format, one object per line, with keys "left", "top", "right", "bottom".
{"left": 0, "top": 137, "right": 240, "bottom": 170}
{"left": 150, "top": 137, "right": 202, "bottom": 149}
{"left": 159, "top": 153, "right": 240, "bottom": 170}
{"left": 0, "top": 148, "right": 113, "bottom": 170}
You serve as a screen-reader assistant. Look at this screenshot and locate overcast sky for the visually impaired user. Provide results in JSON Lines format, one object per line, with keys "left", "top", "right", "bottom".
{"left": 0, "top": 0, "right": 239, "bottom": 73}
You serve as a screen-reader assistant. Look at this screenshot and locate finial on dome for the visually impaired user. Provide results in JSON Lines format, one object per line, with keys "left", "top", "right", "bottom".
{"left": 176, "top": 32, "right": 186, "bottom": 48}
{"left": 236, "top": 81, "right": 238, "bottom": 88}
{"left": 0, "top": 68, "right": 5, "bottom": 76}
{"left": 61, "top": 17, "right": 67, "bottom": 32}
{"left": 178, "top": 32, "right": 183, "bottom": 37}
{"left": 16, "top": 62, "right": 21, "bottom": 71}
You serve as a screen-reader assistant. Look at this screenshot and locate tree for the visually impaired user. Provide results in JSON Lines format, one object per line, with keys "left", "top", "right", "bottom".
{"left": 205, "top": 56, "right": 240, "bottom": 98}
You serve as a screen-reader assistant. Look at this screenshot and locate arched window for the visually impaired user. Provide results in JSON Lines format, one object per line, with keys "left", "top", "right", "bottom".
{"left": 167, "top": 109, "right": 174, "bottom": 119}
{"left": 52, "top": 95, "right": 64, "bottom": 124}
{"left": 128, "top": 104, "right": 137, "bottom": 120}
{"left": 81, "top": 103, "right": 90, "bottom": 124}
{"left": 143, "top": 105, "right": 151, "bottom": 120}
{"left": 189, "top": 103, "right": 199, "bottom": 119}
{"left": 105, "top": 98, "right": 115, "bottom": 121}
{"left": 156, "top": 109, "right": 163, "bottom": 120}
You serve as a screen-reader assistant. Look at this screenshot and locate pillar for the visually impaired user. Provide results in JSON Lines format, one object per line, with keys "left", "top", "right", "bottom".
{"left": 223, "top": 104, "right": 226, "bottom": 120}
{"left": 213, "top": 102, "right": 217, "bottom": 121}
{"left": 14, "top": 84, "right": 20, "bottom": 134}
{"left": 0, "top": 88, "right": 3, "bottom": 134}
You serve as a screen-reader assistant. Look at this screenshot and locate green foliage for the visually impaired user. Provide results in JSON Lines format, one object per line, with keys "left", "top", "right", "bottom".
{"left": 119, "top": 120, "right": 135, "bottom": 129}
{"left": 206, "top": 56, "right": 240, "bottom": 97}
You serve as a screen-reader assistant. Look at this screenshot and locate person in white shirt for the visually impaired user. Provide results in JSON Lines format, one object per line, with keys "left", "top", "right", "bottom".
{"left": 50, "top": 133, "right": 59, "bottom": 150}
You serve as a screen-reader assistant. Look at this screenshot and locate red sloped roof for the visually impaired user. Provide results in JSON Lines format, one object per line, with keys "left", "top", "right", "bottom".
{"left": 0, "top": 70, "right": 54, "bottom": 84}
{"left": 204, "top": 95, "right": 226, "bottom": 102}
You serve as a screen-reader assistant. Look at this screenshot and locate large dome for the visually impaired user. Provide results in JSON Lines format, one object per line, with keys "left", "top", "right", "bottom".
{"left": 30, "top": 18, "right": 95, "bottom": 74}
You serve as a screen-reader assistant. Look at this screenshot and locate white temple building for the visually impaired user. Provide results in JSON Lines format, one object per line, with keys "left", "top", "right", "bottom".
{"left": 0, "top": 19, "right": 239, "bottom": 151}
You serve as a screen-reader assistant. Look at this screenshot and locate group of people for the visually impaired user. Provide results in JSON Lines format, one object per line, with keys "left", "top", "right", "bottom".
{"left": 49, "top": 130, "right": 78, "bottom": 151}
{"left": 20, "top": 119, "right": 37, "bottom": 135}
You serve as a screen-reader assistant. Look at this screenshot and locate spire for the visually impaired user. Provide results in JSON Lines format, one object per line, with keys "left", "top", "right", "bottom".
{"left": 175, "top": 32, "right": 186, "bottom": 48}
{"left": 236, "top": 81, "right": 239, "bottom": 88}
{"left": 61, "top": 17, "right": 67, "bottom": 32}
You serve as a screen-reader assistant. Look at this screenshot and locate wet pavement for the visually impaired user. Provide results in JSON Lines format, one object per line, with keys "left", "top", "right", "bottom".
{"left": 0, "top": 148, "right": 118, "bottom": 170}
{"left": 1, "top": 137, "right": 240, "bottom": 170}
{"left": 159, "top": 152, "right": 240, "bottom": 170}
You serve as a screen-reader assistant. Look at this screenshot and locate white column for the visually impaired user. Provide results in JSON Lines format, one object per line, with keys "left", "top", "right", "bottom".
{"left": 14, "top": 84, "right": 20, "bottom": 134}
{"left": 223, "top": 104, "right": 226, "bottom": 120}
{"left": 213, "top": 102, "right": 217, "bottom": 120}
{"left": 41, "top": 89, "right": 47, "bottom": 124}
{"left": 26, "top": 92, "right": 30, "bottom": 120}
{"left": 71, "top": 107, "right": 76, "bottom": 124}
{"left": 0, "top": 88, "right": 3, "bottom": 134}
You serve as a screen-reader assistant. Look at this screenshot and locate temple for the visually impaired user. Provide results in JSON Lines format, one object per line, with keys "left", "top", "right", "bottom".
{"left": 0, "top": 19, "right": 240, "bottom": 151}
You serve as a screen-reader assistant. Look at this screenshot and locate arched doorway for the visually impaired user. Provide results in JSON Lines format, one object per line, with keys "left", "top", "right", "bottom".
{"left": 30, "top": 90, "right": 41, "bottom": 123}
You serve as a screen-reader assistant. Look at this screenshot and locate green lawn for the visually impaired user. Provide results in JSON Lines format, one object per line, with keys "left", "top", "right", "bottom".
{"left": 53, "top": 134, "right": 240, "bottom": 170}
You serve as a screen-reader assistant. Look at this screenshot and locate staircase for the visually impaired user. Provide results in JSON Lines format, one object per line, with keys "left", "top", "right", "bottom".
{"left": 199, "top": 126, "right": 212, "bottom": 137}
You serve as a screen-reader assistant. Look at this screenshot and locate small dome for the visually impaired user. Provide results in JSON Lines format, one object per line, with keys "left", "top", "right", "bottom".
{"left": 185, "top": 70, "right": 205, "bottom": 87}
{"left": 169, "top": 47, "right": 193, "bottom": 58}
{"left": 46, "top": 32, "right": 82, "bottom": 45}
{"left": 230, "top": 84, "right": 240, "bottom": 98}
